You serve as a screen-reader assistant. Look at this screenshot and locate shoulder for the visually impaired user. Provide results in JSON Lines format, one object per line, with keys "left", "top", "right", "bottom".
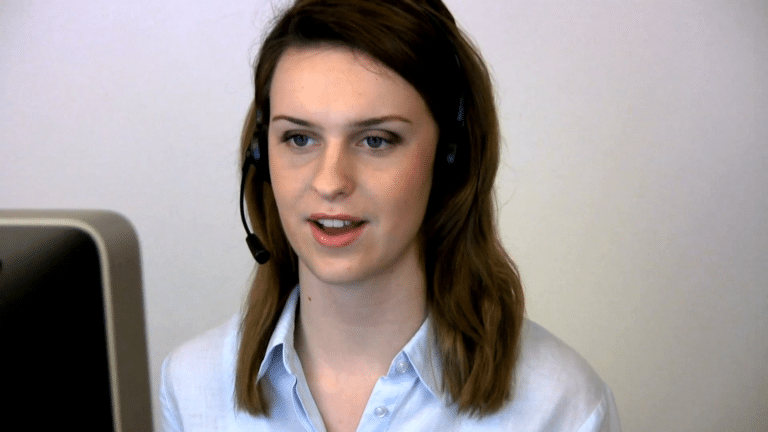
{"left": 503, "top": 319, "right": 621, "bottom": 431}
{"left": 516, "top": 319, "right": 604, "bottom": 397}
{"left": 160, "top": 315, "right": 241, "bottom": 431}
{"left": 163, "top": 315, "right": 239, "bottom": 385}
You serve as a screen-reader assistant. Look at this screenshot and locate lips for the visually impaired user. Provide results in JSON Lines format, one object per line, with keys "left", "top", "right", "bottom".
{"left": 308, "top": 213, "right": 367, "bottom": 247}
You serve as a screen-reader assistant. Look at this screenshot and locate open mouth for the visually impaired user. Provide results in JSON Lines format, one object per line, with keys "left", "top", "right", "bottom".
{"left": 311, "top": 218, "right": 367, "bottom": 235}
{"left": 308, "top": 216, "right": 368, "bottom": 247}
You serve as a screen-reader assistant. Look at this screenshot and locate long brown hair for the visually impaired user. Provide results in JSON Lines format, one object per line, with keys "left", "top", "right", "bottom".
{"left": 236, "top": 0, "right": 524, "bottom": 417}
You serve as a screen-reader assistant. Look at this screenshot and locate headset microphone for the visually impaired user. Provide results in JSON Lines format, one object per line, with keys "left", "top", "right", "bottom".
{"left": 240, "top": 140, "right": 271, "bottom": 264}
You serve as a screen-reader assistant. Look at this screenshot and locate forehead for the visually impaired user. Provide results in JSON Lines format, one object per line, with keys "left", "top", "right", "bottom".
{"left": 269, "top": 45, "right": 429, "bottom": 120}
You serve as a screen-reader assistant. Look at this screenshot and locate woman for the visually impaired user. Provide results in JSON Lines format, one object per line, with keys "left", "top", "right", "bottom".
{"left": 161, "top": 0, "right": 621, "bottom": 430}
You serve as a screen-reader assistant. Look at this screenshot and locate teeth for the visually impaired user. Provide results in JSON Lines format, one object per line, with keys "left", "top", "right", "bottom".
{"left": 317, "top": 219, "right": 354, "bottom": 228}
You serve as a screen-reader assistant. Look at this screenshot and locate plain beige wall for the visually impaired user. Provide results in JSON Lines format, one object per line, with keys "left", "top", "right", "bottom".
{"left": 2, "top": 1, "right": 766, "bottom": 431}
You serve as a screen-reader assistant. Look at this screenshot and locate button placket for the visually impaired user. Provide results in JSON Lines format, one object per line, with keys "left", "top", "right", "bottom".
{"left": 356, "top": 355, "right": 416, "bottom": 429}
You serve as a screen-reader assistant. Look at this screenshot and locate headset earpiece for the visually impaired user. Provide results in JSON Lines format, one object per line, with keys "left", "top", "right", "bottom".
{"left": 446, "top": 143, "right": 457, "bottom": 164}
{"left": 457, "top": 97, "right": 465, "bottom": 125}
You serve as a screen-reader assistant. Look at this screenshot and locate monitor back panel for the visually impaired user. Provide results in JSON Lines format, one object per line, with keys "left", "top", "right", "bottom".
{"left": 0, "top": 210, "right": 152, "bottom": 431}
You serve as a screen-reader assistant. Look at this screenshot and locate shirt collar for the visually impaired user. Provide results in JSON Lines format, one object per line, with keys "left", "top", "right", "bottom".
{"left": 399, "top": 313, "right": 442, "bottom": 399}
{"left": 256, "top": 287, "right": 301, "bottom": 381}
{"left": 255, "top": 286, "right": 443, "bottom": 400}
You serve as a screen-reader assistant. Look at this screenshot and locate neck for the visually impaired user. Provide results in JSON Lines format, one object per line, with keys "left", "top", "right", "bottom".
{"left": 295, "top": 257, "right": 427, "bottom": 376}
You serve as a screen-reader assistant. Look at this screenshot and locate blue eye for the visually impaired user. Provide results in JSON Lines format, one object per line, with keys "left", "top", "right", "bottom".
{"left": 287, "top": 134, "right": 312, "bottom": 147}
{"left": 364, "top": 136, "right": 389, "bottom": 149}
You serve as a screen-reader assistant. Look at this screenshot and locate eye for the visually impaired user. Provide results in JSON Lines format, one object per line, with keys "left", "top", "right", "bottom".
{"left": 364, "top": 136, "right": 388, "bottom": 149}
{"left": 284, "top": 133, "right": 314, "bottom": 148}
{"left": 362, "top": 134, "right": 399, "bottom": 150}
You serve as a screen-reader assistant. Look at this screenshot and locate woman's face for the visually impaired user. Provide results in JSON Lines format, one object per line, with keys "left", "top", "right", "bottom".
{"left": 268, "top": 45, "right": 438, "bottom": 286}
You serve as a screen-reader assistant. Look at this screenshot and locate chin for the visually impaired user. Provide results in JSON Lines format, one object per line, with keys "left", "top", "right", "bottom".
{"left": 299, "top": 256, "right": 389, "bottom": 288}
{"left": 308, "top": 263, "right": 370, "bottom": 286}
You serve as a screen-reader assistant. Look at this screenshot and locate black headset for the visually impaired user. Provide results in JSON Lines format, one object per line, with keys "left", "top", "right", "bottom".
{"left": 239, "top": 132, "right": 271, "bottom": 264}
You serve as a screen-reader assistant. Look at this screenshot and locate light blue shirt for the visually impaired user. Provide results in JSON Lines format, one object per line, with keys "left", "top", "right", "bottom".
{"left": 161, "top": 288, "right": 622, "bottom": 431}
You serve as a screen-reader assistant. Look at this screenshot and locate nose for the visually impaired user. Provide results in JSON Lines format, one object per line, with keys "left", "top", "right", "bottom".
{"left": 312, "top": 142, "right": 355, "bottom": 201}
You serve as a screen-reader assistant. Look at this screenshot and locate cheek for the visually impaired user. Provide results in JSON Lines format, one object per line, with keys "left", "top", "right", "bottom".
{"left": 382, "top": 153, "right": 435, "bottom": 213}
{"left": 268, "top": 161, "right": 297, "bottom": 224}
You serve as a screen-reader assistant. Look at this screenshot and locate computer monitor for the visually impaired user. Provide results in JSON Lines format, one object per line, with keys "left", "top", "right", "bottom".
{"left": 0, "top": 210, "right": 152, "bottom": 431}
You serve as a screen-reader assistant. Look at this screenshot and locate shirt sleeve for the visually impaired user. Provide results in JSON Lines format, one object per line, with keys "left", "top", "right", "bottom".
{"left": 160, "top": 354, "right": 184, "bottom": 432}
{"left": 578, "top": 384, "right": 622, "bottom": 432}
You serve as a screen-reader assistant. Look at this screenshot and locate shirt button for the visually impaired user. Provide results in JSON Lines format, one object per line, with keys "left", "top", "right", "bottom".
{"left": 374, "top": 406, "right": 389, "bottom": 418}
{"left": 395, "top": 361, "right": 409, "bottom": 374}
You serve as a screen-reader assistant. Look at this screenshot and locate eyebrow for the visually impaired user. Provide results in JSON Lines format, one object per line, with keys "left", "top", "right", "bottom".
{"left": 270, "top": 115, "right": 412, "bottom": 128}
